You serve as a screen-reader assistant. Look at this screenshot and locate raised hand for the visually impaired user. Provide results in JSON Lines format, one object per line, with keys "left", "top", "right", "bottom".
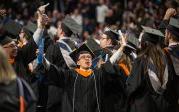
{"left": 37, "top": 14, "right": 49, "bottom": 28}
{"left": 118, "top": 30, "right": 127, "bottom": 48}
{"left": 36, "top": 3, "right": 49, "bottom": 28}
{"left": 163, "top": 8, "right": 177, "bottom": 20}
{"left": 37, "top": 3, "right": 49, "bottom": 15}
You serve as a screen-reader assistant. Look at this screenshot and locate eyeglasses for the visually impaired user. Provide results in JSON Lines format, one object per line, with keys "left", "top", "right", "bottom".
{"left": 3, "top": 44, "right": 17, "bottom": 48}
{"left": 78, "top": 55, "right": 92, "bottom": 60}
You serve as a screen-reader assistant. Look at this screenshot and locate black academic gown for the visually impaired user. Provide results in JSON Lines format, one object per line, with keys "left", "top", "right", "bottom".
{"left": 165, "top": 45, "right": 179, "bottom": 111}
{"left": 126, "top": 57, "right": 178, "bottom": 112}
{"left": 102, "top": 66, "right": 127, "bottom": 112}
{"left": 13, "top": 38, "right": 38, "bottom": 83}
{"left": 45, "top": 43, "right": 68, "bottom": 69}
{"left": 45, "top": 39, "right": 76, "bottom": 112}
{"left": 47, "top": 62, "right": 126, "bottom": 112}
{"left": 0, "top": 79, "right": 36, "bottom": 112}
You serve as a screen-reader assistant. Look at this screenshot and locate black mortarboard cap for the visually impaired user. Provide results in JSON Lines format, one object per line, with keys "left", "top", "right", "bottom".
{"left": 24, "top": 21, "right": 37, "bottom": 33}
{"left": 141, "top": 26, "right": 164, "bottom": 44}
{"left": 70, "top": 43, "right": 95, "bottom": 62}
{"left": 0, "top": 35, "right": 13, "bottom": 45}
{"left": 62, "top": 15, "right": 82, "bottom": 35}
{"left": 85, "top": 38, "right": 106, "bottom": 57}
{"left": 23, "top": 21, "right": 37, "bottom": 39}
{"left": 167, "top": 17, "right": 179, "bottom": 37}
{"left": 3, "top": 19, "right": 22, "bottom": 37}
{"left": 103, "top": 27, "right": 119, "bottom": 40}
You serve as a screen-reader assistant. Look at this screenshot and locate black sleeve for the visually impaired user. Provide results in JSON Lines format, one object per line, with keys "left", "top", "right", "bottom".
{"left": 126, "top": 58, "right": 145, "bottom": 96}
{"left": 17, "top": 38, "right": 38, "bottom": 65}
{"left": 47, "top": 85, "right": 63, "bottom": 112}
{"left": 158, "top": 20, "right": 169, "bottom": 34}
{"left": 47, "top": 64, "right": 73, "bottom": 87}
{"left": 100, "top": 62, "right": 126, "bottom": 82}
{"left": 45, "top": 43, "right": 68, "bottom": 69}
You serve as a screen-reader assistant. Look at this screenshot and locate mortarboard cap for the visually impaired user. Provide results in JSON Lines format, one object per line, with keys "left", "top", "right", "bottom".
{"left": 23, "top": 21, "right": 37, "bottom": 39}
{"left": 141, "top": 26, "right": 164, "bottom": 44}
{"left": 0, "top": 35, "right": 13, "bottom": 45}
{"left": 103, "top": 27, "right": 119, "bottom": 40}
{"left": 167, "top": 17, "right": 179, "bottom": 37}
{"left": 85, "top": 38, "right": 107, "bottom": 68}
{"left": 24, "top": 21, "right": 37, "bottom": 33}
{"left": 62, "top": 15, "right": 82, "bottom": 35}
{"left": 70, "top": 43, "right": 95, "bottom": 62}
{"left": 85, "top": 38, "right": 106, "bottom": 57}
{"left": 117, "top": 30, "right": 139, "bottom": 55}
{"left": 3, "top": 19, "right": 22, "bottom": 37}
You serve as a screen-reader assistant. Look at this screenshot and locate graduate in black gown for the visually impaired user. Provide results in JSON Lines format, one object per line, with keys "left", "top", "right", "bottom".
{"left": 0, "top": 46, "right": 36, "bottom": 112}
{"left": 99, "top": 27, "right": 120, "bottom": 57}
{"left": 45, "top": 16, "right": 81, "bottom": 112}
{"left": 0, "top": 5, "right": 49, "bottom": 83}
{"left": 164, "top": 17, "right": 179, "bottom": 111}
{"left": 45, "top": 16, "right": 82, "bottom": 69}
{"left": 126, "top": 26, "right": 178, "bottom": 112}
{"left": 44, "top": 43, "right": 126, "bottom": 112}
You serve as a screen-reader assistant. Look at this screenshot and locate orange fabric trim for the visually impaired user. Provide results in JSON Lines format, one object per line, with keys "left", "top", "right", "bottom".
{"left": 18, "top": 41, "right": 24, "bottom": 48}
{"left": 20, "top": 96, "right": 25, "bottom": 112}
{"left": 163, "top": 48, "right": 169, "bottom": 54}
{"left": 119, "top": 63, "right": 130, "bottom": 76}
{"left": 8, "top": 58, "right": 15, "bottom": 64}
{"left": 75, "top": 68, "right": 93, "bottom": 77}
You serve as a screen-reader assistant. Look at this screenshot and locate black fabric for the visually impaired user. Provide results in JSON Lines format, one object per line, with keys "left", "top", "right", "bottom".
{"left": 3, "top": 19, "right": 22, "bottom": 36}
{"left": 45, "top": 42, "right": 69, "bottom": 69}
{"left": 142, "top": 33, "right": 163, "bottom": 44}
{"left": 46, "top": 62, "right": 126, "bottom": 112}
{"left": 167, "top": 25, "right": 179, "bottom": 37}
{"left": 164, "top": 45, "right": 179, "bottom": 111}
{"left": 62, "top": 39, "right": 76, "bottom": 50}
{"left": 61, "top": 23, "right": 73, "bottom": 37}
{"left": 70, "top": 43, "right": 95, "bottom": 62}
{"left": 104, "top": 30, "right": 119, "bottom": 40}
{"left": 45, "top": 39, "right": 76, "bottom": 112}
{"left": 102, "top": 65, "right": 127, "bottom": 112}
{"left": 62, "top": 16, "right": 82, "bottom": 35}
{"left": 158, "top": 20, "right": 169, "bottom": 34}
{"left": 13, "top": 38, "right": 38, "bottom": 83}
{"left": 126, "top": 57, "right": 179, "bottom": 112}
{"left": 0, "top": 79, "right": 36, "bottom": 112}
{"left": 0, "top": 35, "right": 12, "bottom": 45}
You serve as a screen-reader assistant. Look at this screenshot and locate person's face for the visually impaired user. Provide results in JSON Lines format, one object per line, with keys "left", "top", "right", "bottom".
{"left": 2, "top": 41, "right": 18, "bottom": 59}
{"left": 57, "top": 23, "right": 63, "bottom": 38}
{"left": 99, "top": 34, "right": 111, "bottom": 48}
{"left": 19, "top": 29, "right": 26, "bottom": 42}
{"left": 77, "top": 53, "right": 92, "bottom": 70}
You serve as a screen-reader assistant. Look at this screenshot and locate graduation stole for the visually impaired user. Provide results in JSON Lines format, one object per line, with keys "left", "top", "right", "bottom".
{"left": 16, "top": 77, "right": 36, "bottom": 112}
{"left": 18, "top": 41, "right": 24, "bottom": 48}
{"left": 16, "top": 78, "right": 26, "bottom": 112}
{"left": 119, "top": 63, "right": 130, "bottom": 76}
{"left": 75, "top": 68, "right": 93, "bottom": 77}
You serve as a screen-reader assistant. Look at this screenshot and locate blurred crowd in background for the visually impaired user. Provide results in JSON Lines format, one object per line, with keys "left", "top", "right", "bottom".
{"left": 1, "top": 0, "right": 179, "bottom": 42}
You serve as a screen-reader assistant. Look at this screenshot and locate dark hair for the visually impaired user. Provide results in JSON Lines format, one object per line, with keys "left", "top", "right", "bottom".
{"left": 106, "top": 36, "right": 118, "bottom": 46}
{"left": 138, "top": 42, "right": 166, "bottom": 84}
{"left": 61, "top": 23, "right": 73, "bottom": 37}
{"left": 171, "top": 32, "right": 179, "bottom": 42}
{"left": 75, "top": 51, "right": 91, "bottom": 62}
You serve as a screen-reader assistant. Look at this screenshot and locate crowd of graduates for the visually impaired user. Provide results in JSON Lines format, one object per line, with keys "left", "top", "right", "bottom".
{"left": 0, "top": 0, "right": 179, "bottom": 112}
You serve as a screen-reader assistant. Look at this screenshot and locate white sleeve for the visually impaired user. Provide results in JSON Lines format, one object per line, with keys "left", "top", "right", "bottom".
{"left": 33, "top": 28, "right": 44, "bottom": 44}
{"left": 110, "top": 50, "right": 123, "bottom": 64}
